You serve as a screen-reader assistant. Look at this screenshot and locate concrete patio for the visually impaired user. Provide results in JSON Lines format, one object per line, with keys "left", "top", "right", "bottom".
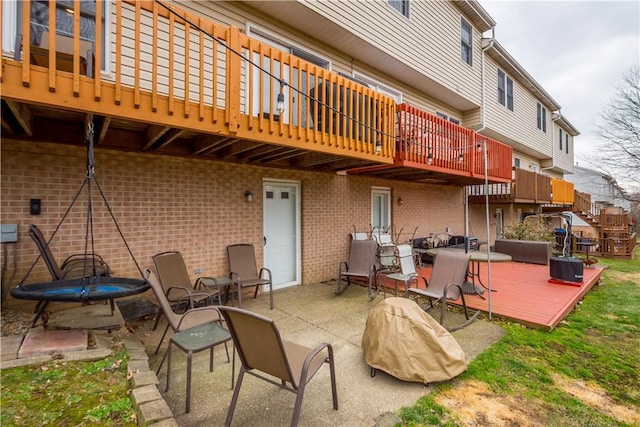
{"left": 132, "top": 280, "right": 506, "bottom": 426}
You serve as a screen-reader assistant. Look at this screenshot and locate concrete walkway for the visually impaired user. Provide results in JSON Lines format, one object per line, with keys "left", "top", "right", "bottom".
{"left": 131, "top": 281, "right": 506, "bottom": 427}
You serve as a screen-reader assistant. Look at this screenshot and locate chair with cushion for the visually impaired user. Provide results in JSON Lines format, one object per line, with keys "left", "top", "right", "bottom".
{"left": 218, "top": 306, "right": 338, "bottom": 427}
{"left": 144, "top": 269, "right": 231, "bottom": 413}
{"left": 405, "top": 250, "right": 479, "bottom": 331}
{"left": 226, "top": 243, "right": 274, "bottom": 310}
{"left": 335, "top": 239, "right": 378, "bottom": 298}
{"left": 152, "top": 251, "right": 224, "bottom": 351}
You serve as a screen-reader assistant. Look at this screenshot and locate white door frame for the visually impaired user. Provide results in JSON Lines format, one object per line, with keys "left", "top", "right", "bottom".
{"left": 263, "top": 179, "right": 301, "bottom": 289}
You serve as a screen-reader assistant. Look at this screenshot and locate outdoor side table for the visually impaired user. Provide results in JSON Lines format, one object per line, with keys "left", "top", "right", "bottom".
{"left": 158, "top": 322, "right": 232, "bottom": 413}
{"left": 196, "top": 276, "right": 233, "bottom": 304}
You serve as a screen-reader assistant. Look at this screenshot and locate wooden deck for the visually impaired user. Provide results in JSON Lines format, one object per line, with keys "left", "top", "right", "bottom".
{"left": 379, "top": 260, "right": 605, "bottom": 331}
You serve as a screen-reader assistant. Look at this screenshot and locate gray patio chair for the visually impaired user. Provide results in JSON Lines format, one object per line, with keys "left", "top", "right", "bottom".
{"left": 335, "top": 238, "right": 378, "bottom": 298}
{"left": 218, "top": 306, "right": 338, "bottom": 427}
{"left": 227, "top": 243, "right": 274, "bottom": 309}
{"left": 405, "top": 249, "right": 479, "bottom": 331}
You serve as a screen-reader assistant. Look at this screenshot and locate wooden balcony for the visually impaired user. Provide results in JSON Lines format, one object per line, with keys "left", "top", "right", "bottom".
{"left": 467, "top": 167, "right": 552, "bottom": 204}
{"left": 0, "top": 0, "right": 397, "bottom": 173}
{"left": 347, "top": 104, "right": 513, "bottom": 185}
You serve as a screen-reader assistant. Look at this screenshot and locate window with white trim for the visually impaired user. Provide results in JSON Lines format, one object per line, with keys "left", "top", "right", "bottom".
{"left": 460, "top": 18, "right": 473, "bottom": 66}
{"left": 388, "top": 0, "right": 410, "bottom": 18}
{"left": 371, "top": 187, "right": 391, "bottom": 232}
{"left": 537, "top": 103, "right": 547, "bottom": 133}
{"left": 497, "top": 69, "right": 514, "bottom": 111}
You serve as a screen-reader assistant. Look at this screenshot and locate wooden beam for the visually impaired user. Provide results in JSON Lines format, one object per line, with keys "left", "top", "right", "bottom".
{"left": 149, "top": 128, "right": 187, "bottom": 151}
{"left": 4, "top": 100, "right": 33, "bottom": 136}
{"left": 143, "top": 125, "right": 171, "bottom": 150}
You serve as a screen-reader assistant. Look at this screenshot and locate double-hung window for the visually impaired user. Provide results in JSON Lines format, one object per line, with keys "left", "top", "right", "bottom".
{"left": 497, "top": 69, "right": 514, "bottom": 111}
{"left": 460, "top": 18, "right": 472, "bottom": 66}
{"left": 537, "top": 103, "right": 547, "bottom": 133}
{"left": 388, "top": 0, "right": 410, "bottom": 18}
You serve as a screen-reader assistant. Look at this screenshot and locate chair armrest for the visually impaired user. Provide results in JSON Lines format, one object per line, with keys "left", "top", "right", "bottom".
{"left": 299, "top": 342, "right": 333, "bottom": 384}
{"left": 176, "top": 306, "right": 223, "bottom": 330}
{"left": 61, "top": 253, "right": 107, "bottom": 267}
{"left": 259, "top": 267, "right": 272, "bottom": 283}
{"left": 195, "top": 276, "right": 224, "bottom": 292}
{"left": 166, "top": 286, "right": 213, "bottom": 308}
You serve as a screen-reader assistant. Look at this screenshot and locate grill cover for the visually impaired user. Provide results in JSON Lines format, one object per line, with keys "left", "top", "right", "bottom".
{"left": 361, "top": 297, "right": 467, "bottom": 384}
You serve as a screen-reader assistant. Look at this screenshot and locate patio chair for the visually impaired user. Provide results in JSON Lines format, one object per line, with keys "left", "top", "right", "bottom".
{"left": 143, "top": 268, "right": 230, "bottom": 356}
{"left": 143, "top": 269, "right": 231, "bottom": 412}
{"left": 28, "top": 223, "right": 112, "bottom": 326}
{"left": 152, "top": 251, "right": 224, "bottom": 348}
{"left": 218, "top": 306, "right": 338, "bottom": 427}
{"left": 335, "top": 239, "right": 378, "bottom": 298}
{"left": 29, "top": 224, "right": 111, "bottom": 280}
{"left": 405, "top": 250, "right": 479, "bottom": 331}
{"left": 226, "top": 243, "right": 274, "bottom": 310}
{"left": 384, "top": 244, "right": 427, "bottom": 297}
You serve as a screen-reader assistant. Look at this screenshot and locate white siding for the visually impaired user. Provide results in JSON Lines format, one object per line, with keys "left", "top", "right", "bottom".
{"left": 296, "top": 0, "right": 483, "bottom": 106}
{"left": 484, "top": 56, "right": 552, "bottom": 157}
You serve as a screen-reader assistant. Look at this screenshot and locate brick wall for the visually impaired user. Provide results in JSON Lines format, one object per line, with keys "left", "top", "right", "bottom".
{"left": 1, "top": 139, "right": 464, "bottom": 308}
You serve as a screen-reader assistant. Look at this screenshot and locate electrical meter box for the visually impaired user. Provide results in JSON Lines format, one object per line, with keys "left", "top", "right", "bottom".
{"left": 1, "top": 224, "right": 18, "bottom": 243}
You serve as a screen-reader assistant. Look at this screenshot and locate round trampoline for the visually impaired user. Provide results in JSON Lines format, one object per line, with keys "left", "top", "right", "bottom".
{"left": 11, "top": 276, "right": 149, "bottom": 302}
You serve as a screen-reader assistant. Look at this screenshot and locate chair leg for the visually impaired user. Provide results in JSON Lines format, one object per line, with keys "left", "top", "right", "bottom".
{"left": 154, "top": 323, "right": 171, "bottom": 355}
{"left": 328, "top": 349, "right": 339, "bottom": 410}
{"left": 225, "top": 366, "right": 246, "bottom": 427}
{"left": 291, "top": 382, "right": 307, "bottom": 427}
{"left": 152, "top": 310, "right": 163, "bottom": 331}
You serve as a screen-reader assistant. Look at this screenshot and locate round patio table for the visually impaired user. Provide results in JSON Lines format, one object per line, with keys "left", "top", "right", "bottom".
{"left": 426, "top": 247, "right": 512, "bottom": 298}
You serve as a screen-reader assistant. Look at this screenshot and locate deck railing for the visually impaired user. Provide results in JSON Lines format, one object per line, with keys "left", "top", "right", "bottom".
{"left": 1, "top": 0, "right": 396, "bottom": 161}
{"left": 550, "top": 178, "right": 574, "bottom": 204}
{"left": 573, "top": 191, "right": 600, "bottom": 218}
{"left": 396, "top": 104, "right": 512, "bottom": 181}
{"left": 467, "top": 167, "right": 552, "bottom": 202}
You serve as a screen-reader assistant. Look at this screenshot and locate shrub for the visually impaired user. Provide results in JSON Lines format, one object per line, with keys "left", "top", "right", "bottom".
{"left": 502, "top": 219, "right": 555, "bottom": 243}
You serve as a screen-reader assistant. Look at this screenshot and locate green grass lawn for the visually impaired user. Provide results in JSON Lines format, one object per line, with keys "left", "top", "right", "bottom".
{"left": 0, "top": 347, "right": 136, "bottom": 426}
{"left": 399, "top": 255, "right": 640, "bottom": 426}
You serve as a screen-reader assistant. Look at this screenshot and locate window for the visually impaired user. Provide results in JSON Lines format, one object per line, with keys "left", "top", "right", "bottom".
{"left": 497, "top": 69, "right": 513, "bottom": 111}
{"left": 19, "top": 1, "right": 110, "bottom": 73}
{"left": 248, "top": 25, "right": 329, "bottom": 127}
{"left": 460, "top": 18, "right": 472, "bottom": 66}
{"left": 514, "top": 157, "right": 521, "bottom": 168}
{"left": 565, "top": 134, "right": 569, "bottom": 154}
{"left": 436, "top": 111, "right": 460, "bottom": 125}
{"left": 353, "top": 72, "right": 403, "bottom": 103}
{"left": 559, "top": 128, "right": 563, "bottom": 150}
{"left": 388, "top": 0, "right": 410, "bottom": 18}
{"left": 537, "top": 103, "right": 547, "bottom": 132}
{"left": 371, "top": 187, "right": 391, "bottom": 231}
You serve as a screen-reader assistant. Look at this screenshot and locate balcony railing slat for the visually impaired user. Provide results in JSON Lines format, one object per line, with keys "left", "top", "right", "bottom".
{"left": 47, "top": 0, "right": 55, "bottom": 92}
{"left": 94, "top": 0, "right": 103, "bottom": 100}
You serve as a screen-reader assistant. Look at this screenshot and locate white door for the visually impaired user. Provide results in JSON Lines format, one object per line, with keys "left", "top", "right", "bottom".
{"left": 263, "top": 180, "right": 300, "bottom": 289}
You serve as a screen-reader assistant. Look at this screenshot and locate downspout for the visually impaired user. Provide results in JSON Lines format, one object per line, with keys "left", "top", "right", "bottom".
{"left": 465, "top": 31, "right": 494, "bottom": 237}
